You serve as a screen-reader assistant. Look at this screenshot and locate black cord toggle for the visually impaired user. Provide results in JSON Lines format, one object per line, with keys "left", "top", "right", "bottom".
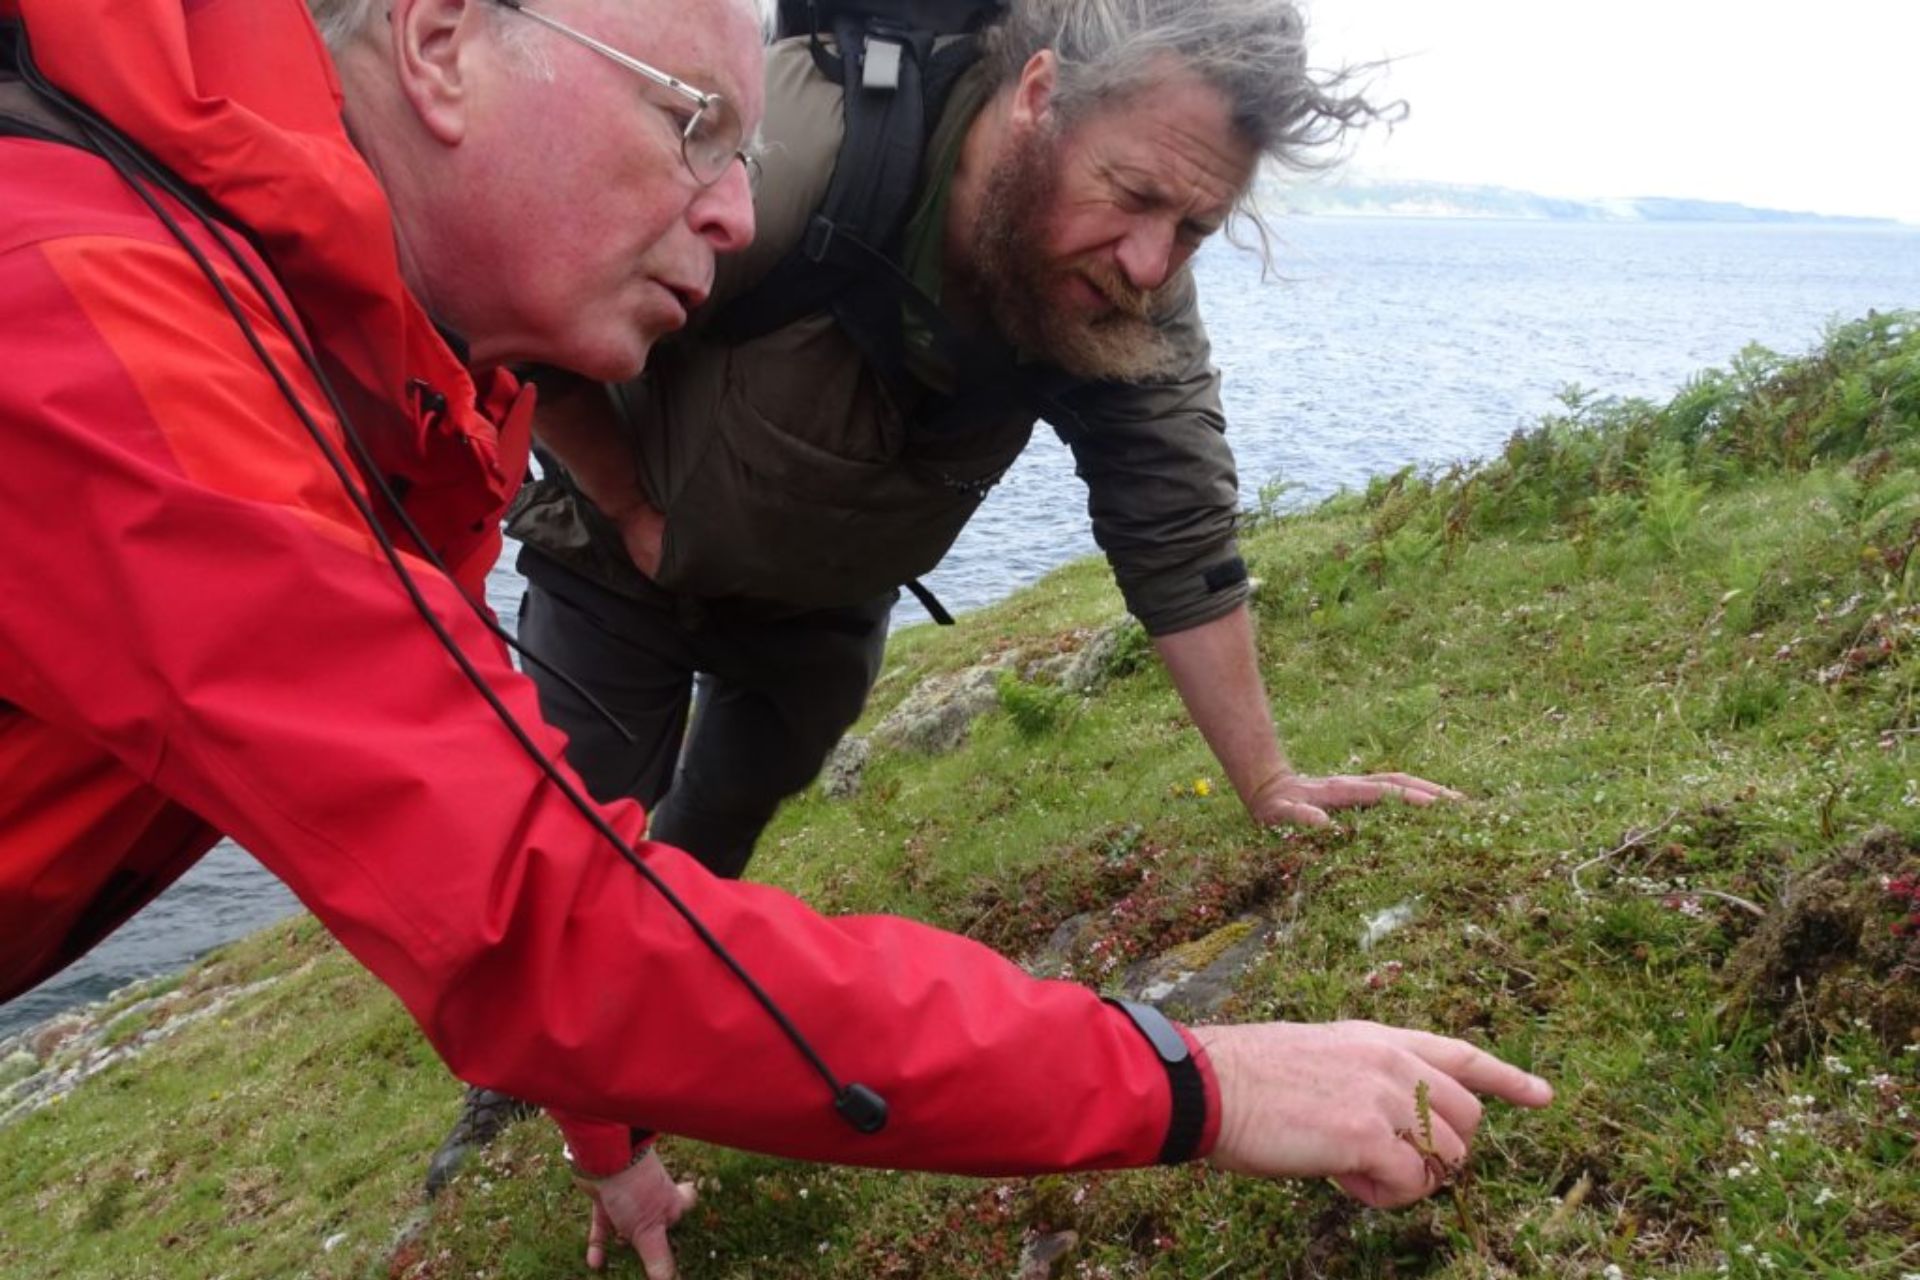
{"left": 834, "top": 1083, "right": 888, "bottom": 1133}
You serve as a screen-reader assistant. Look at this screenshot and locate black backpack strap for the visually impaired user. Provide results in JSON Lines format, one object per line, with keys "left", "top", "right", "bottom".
{"left": 709, "top": 32, "right": 979, "bottom": 374}
{"left": 903, "top": 578, "right": 955, "bottom": 624}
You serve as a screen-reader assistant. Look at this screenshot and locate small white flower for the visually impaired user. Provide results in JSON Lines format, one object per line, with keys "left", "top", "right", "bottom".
{"left": 1602, "top": 1265, "right": 1625, "bottom": 1280}
{"left": 1823, "top": 1055, "right": 1853, "bottom": 1076}
{"left": 1813, "top": 1187, "right": 1838, "bottom": 1206}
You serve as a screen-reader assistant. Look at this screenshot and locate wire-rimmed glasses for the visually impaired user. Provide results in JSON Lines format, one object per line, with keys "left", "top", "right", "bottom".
{"left": 491, "top": 0, "right": 751, "bottom": 187}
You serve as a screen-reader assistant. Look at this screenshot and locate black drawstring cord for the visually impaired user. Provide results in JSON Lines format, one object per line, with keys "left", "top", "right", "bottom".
{"left": 13, "top": 30, "right": 885, "bottom": 1133}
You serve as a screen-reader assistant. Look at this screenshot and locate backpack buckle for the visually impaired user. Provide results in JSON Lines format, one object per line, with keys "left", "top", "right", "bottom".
{"left": 861, "top": 33, "right": 903, "bottom": 91}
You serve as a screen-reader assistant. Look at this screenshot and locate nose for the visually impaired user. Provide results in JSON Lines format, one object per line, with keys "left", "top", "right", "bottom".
{"left": 1113, "top": 218, "right": 1180, "bottom": 293}
{"left": 688, "top": 159, "right": 756, "bottom": 254}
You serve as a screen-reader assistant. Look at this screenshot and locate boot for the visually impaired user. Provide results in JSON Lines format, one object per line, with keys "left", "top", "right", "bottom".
{"left": 423, "top": 1084, "right": 539, "bottom": 1197}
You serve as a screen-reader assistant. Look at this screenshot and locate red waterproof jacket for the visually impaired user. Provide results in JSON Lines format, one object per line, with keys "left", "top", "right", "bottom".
{"left": 0, "top": 0, "right": 1217, "bottom": 1175}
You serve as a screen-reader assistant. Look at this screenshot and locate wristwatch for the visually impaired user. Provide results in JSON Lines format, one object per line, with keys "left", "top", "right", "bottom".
{"left": 1106, "top": 998, "right": 1207, "bottom": 1164}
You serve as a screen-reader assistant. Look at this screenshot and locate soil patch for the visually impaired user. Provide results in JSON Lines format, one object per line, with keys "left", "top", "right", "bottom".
{"left": 1720, "top": 826, "right": 1920, "bottom": 1055}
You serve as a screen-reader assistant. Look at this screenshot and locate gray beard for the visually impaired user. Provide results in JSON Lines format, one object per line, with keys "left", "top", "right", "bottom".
{"left": 959, "top": 130, "right": 1179, "bottom": 383}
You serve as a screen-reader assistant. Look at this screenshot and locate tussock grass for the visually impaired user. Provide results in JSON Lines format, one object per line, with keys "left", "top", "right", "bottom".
{"left": 3, "top": 313, "right": 1918, "bottom": 1278}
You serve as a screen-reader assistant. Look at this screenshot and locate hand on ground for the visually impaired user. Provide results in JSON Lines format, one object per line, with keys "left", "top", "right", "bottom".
{"left": 1248, "top": 771, "right": 1462, "bottom": 828}
{"left": 579, "top": 1148, "right": 698, "bottom": 1277}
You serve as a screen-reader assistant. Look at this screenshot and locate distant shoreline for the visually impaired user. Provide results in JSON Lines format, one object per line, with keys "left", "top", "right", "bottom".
{"left": 1266, "top": 181, "right": 1910, "bottom": 228}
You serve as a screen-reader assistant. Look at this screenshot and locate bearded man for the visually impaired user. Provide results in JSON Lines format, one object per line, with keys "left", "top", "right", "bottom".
{"left": 511, "top": 2, "right": 1455, "bottom": 941}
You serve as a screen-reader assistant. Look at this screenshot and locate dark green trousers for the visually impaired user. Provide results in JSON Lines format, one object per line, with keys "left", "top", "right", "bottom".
{"left": 515, "top": 550, "right": 893, "bottom": 879}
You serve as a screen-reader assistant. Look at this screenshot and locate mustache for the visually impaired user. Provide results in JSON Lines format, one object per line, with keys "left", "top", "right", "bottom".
{"left": 1074, "top": 258, "right": 1167, "bottom": 322}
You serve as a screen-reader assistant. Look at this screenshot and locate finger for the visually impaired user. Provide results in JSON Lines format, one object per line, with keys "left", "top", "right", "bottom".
{"left": 635, "top": 1223, "right": 679, "bottom": 1280}
{"left": 1340, "top": 1127, "right": 1442, "bottom": 1209}
{"left": 1332, "top": 779, "right": 1437, "bottom": 809}
{"left": 1401, "top": 1032, "right": 1554, "bottom": 1108}
{"left": 1362, "top": 772, "right": 1464, "bottom": 801}
{"left": 673, "top": 1179, "right": 699, "bottom": 1221}
{"left": 1269, "top": 798, "right": 1331, "bottom": 828}
{"left": 1294, "top": 776, "right": 1404, "bottom": 810}
{"left": 586, "top": 1201, "right": 610, "bottom": 1272}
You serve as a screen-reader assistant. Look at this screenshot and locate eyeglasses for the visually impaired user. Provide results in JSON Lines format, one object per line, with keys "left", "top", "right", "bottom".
{"left": 490, "top": 0, "right": 752, "bottom": 187}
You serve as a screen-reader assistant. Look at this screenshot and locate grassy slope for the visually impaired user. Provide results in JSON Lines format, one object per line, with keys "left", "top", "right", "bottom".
{"left": 3, "top": 315, "right": 1917, "bottom": 1279}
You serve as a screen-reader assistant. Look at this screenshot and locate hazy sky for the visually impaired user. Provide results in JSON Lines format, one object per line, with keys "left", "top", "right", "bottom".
{"left": 1304, "top": 0, "right": 1918, "bottom": 222}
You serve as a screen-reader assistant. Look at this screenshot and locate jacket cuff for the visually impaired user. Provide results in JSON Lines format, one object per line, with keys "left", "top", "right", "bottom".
{"left": 1174, "top": 1023, "right": 1223, "bottom": 1160}
{"left": 547, "top": 1109, "right": 641, "bottom": 1178}
{"left": 1127, "top": 553, "right": 1251, "bottom": 638}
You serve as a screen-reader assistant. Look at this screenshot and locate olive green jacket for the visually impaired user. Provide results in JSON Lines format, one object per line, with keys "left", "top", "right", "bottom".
{"left": 509, "top": 38, "right": 1248, "bottom": 635}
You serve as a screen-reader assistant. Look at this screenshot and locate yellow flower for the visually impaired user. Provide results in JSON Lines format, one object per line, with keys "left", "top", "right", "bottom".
{"left": 1193, "top": 778, "right": 1213, "bottom": 797}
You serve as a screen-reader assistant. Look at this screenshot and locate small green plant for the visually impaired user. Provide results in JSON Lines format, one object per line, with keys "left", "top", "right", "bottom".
{"left": 1094, "top": 619, "right": 1153, "bottom": 684}
{"left": 1714, "top": 668, "right": 1787, "bottom": 731}
{"left": 77, "top": 1179, "right": 130, "bottom": 1235}
{"left": 995, "top": 672, "right": 1073, "bottom": 740}
{"left": 1643, "top": 451, "right": 1708, "bottom": 556}
{"left": 1244, "top": 473, "right": 1301, "bottom": 532}
{"left": 1399, "top": 1079, "right": 1489, "bottom": 1260}
{"left": 101, "top": 1009, "right": 153, "bottom": 1049}
{"left": 1382, "top": 523, "right": 1443, "bottom": 578}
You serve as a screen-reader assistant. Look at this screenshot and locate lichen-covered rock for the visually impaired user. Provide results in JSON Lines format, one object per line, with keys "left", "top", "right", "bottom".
{"left": 1, "top": 976, "right": 282, "bottom": 1129}
{"left": 1057, "top": 618, "right": 1147, "bottom": 695}
{"left": 28, "top": 1016, "right": 84, "bottom": 1061}
{"left": 871, "top": 660, "right": 1011, "bottom": 755}
{"left": 1119, "top": 915, "right": 1287, "bottom": 1022}
{"left": 819, "top": 733, "right": 870, "bottom": 799}
{"left": 1015, "top": 1228, "right": 1079, "bottom": 1280}
{"left": 1021, "top": 910, "right": 1105, "bottom": 981}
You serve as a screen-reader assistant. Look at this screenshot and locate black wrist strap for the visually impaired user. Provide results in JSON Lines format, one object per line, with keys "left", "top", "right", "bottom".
{"left": 1106, "top": 998, "right": 1207, "bottom": 1165}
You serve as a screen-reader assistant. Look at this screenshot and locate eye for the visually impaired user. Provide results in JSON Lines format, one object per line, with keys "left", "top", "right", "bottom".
{"left": 1176, "top": 220, "right": 1216, "bottom": 249}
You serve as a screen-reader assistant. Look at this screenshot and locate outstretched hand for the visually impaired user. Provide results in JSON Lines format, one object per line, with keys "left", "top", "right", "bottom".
{"left": 578, "top": 1148, "right": 698, "bottom": 1276}
{"left": 1247, "top": 770, "right": 1462, "bottom": 829}
{"left": 1194, "top": 1020, "right": 1552, "bottom": 1207}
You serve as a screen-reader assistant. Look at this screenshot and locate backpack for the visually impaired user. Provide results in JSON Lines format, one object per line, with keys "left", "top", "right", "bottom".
{"left": 710, "top": 0, "right": 1002, "bottom": 386}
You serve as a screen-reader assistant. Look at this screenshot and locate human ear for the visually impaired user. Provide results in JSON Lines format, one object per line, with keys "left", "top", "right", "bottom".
{"left": 1009, "top": 49, "right": 1058, "bottom": 133}
{"left": 390, "top": 0, "right": 484, "bottom": 144}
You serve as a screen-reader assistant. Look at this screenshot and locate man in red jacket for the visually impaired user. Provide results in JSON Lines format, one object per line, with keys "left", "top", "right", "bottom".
{"left": 0, "top": 0, "right": 1550, "bottom": 1275}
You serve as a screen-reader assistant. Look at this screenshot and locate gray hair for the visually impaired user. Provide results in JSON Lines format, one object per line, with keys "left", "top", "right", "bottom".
{"left": 304, "top": 0, "right": 553, "bottom": 73}
{"left": 307, "top": 0, "right": 382, "bottom": 49}
{"left": 980, "top": 0, "right": 1398, "bottom": 172}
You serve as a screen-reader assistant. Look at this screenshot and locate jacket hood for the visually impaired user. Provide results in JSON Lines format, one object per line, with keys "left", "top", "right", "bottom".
{"left": 4, "top": 0, "right": 531, "bottom": 589}
{"left": 9, "top": 0, "right": 421, "bottom": 409}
